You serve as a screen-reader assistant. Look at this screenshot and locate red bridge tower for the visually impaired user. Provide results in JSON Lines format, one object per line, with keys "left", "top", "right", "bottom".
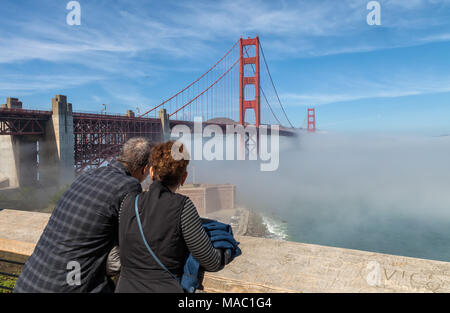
{"left": 307, "top": 108, "right": 316, "bottom": 132}
{"left": 239, "top": 37, "right": 261, "bottom": 127}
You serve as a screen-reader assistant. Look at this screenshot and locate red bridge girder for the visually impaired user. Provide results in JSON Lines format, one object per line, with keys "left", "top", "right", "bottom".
{"left": 0, "top": 108, "right": 51, "bottom": 135}
{"left": 73, "top": 113, "right": 163, "bottom": 173}
{"left": 1, "top": 108, "right": 297, "bottom": 176}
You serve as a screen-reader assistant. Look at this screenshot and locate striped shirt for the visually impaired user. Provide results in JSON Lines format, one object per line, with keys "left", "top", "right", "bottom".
{"left": 180, "top": 198, "right": 222, "bottom": 271}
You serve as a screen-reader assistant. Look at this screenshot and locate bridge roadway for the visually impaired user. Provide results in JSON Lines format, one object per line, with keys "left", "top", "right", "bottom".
{"left": 0, "top": 209, "right": 449, "bottom": 293}
{"left": 0, "top": 108, "right": 297, "bottom": 137}
{"left": 1, "top": 100, "right": 297, "bottom": 185}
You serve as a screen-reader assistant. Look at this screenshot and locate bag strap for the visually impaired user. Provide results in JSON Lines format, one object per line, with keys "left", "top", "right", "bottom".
{"left": 134, "top": 194, "right": 180, "bottom": 283}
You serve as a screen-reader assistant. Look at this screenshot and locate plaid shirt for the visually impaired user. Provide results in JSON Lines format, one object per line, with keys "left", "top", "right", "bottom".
{"left": 14, "top": 160, "right": 141, "bottom": 293}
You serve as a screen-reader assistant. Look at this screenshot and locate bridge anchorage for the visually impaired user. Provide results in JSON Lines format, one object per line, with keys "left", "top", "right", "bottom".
{"left": 0, "top": 37, "right": 298, "bottom": 188}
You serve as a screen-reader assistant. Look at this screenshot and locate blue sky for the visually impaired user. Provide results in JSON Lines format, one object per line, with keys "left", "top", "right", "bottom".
{"left": 1, "top": 0, "right": 449, "bottom": 134}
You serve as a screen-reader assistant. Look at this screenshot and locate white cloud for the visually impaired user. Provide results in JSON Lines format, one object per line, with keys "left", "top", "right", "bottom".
{"left": 0, "top": 74, "right": 103, "bottom": 95}
{"left": 281, "top": 74, "right": 450, "bottom": 106}
{"left": 1, "top": 0, "right": 450, "bottom": 102}
{"left": 1, "top": 0, "right": 449, "bottom": 67}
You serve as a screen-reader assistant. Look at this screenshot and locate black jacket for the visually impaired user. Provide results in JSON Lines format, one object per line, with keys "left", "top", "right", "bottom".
{"left": 116, "top": 181, "right": 189, "bottom": 293}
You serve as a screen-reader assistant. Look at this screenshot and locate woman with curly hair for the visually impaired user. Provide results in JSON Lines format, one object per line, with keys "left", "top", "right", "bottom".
{"left": 115, "top": 140, "right": 224, "bottom": 293}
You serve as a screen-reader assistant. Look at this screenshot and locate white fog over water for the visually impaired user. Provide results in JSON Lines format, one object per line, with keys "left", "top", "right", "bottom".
{"left": 189, "top": 131, "right": 450, "bottom": 262}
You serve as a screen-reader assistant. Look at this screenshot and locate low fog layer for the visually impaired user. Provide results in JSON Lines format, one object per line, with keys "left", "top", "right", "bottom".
{"left": 188, "top": 132, "right": 450, "bottom": 262}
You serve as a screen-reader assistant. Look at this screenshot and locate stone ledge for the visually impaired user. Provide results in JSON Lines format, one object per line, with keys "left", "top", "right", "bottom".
{"left": 202, "top": 236, "right": 450, "bottom": 293}
{"left": 0, "top": 237, "right": 36, "bottom": 257}
{"left": 1, "top": 209, "right": 449, "bottom": 293}
{"left": 0, "top": 209, "right": 49, "bottom": 243}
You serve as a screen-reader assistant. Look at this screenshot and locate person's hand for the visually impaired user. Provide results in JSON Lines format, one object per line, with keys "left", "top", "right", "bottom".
{"left": 223, "top": 249, "right": 232, "bottom": 265}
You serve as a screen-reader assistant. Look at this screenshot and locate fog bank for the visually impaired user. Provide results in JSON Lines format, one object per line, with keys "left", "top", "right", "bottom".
{"left": 189, "top": 132, "right": 450, "bottom": 262}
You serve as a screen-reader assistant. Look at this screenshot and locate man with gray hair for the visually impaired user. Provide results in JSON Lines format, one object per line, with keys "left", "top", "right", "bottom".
{"left": 14, "top": 137, "right": 152, "bottom": 293}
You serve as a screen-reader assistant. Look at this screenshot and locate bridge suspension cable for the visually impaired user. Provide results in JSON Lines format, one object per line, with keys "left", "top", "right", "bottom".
{"left": 259, "top": 42, "right": 294, "bottom": 128}
{"left": 138, "top": 39, "right": 240, "bottom": 118}
{"left": 139, "top": 36, "right": 294, "bottom": 128}
{"left": 169, "top": 53, "right": 242, "bottom": 117}
{"left": 243, "top": 49, "right": 282, "bottom": 126}
{"left": 169, "top": 45, "right": 253, "bottom": 118}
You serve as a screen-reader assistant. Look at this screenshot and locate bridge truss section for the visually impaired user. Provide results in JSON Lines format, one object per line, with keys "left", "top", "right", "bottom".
{"left": 0, "top": 108, "right": 51, "bottom": 136}
{"left": 73, "top": 113, "right": 162, "bottom": 173}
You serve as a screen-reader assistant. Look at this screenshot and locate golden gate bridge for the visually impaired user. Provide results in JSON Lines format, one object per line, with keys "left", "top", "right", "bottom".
{"left": 0, "top": 37, "right": 315, "bottom": 181}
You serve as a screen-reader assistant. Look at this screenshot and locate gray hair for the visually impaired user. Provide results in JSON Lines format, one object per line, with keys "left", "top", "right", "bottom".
{"left": 117, "top": 137, "right": 152, "bottom": 173}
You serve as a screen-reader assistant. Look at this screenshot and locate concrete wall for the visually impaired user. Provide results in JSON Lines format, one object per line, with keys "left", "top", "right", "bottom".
{"left": 0, "top": 136, "right": 18, "bottom": 187}
{"left": 15, "top": 137, "right": 38, "bottom": 187}
{"left": 0, "top": 178, "right": 9, "bottom": 188}
{"left": 178, "top": 184, "right": 235, "bottom": 216}
{"left": 4, "top": 98, "right": 23, "bottom": 109}
{"left": 0, "top": 97, "right": 38, "bottom": 188}
{"left": 0, "top": 136, "right": 38, "bottom": 188}
{"left": 210, "top": 184, "right": 235, "bottom": 211}
{"left": 179, "top": 186, "right": 207, "bottom": 215}
{"left": 0, "top": 209, "right": 449, "bottom": 293}
{"left": 40, "top": 95, "right": 75, "bottom": 187}
{"left": 159, "top": 108, "right": 170, "bottom": 142}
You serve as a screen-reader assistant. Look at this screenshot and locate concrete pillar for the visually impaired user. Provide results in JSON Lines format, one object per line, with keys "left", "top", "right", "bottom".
{"left": 0, "top": 98, "right": 38, "bottom": 188}
{"left": 40, "top": 95, "right": 75, "bottom": 187}
{"left": 0, "top": 136, "right": 38, "bottom": 188}
{"left": 0, "top": 136, "right": 19, "bottom": 188}
{"left": 159, "top": 108, "right": 170, "bottom": 142}
{"left": 6, "top": 98, "right": 23, "bottom": 109}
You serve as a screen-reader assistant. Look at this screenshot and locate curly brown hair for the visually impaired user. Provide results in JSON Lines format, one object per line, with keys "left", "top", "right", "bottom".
{"left": 150, "top": 141, "right": 190, "bottom": 188}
